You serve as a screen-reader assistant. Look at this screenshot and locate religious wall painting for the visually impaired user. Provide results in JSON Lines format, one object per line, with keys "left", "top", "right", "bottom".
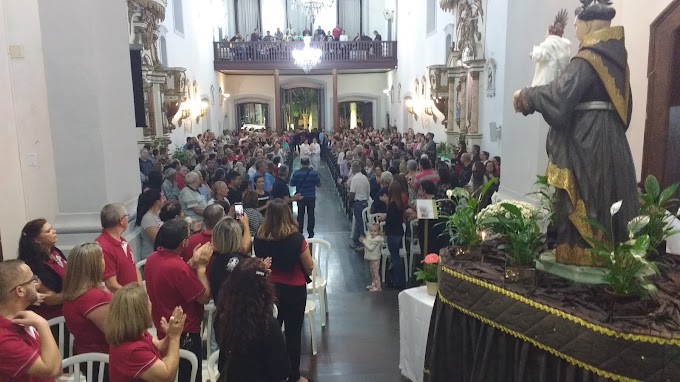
{"left": 485, "top": 58, "right": 496, "bottom": 98}
{"left": 390, "top": 85, "right": 395, "bottom": 104}
{"left": 210, "top": 85, "right": 215, "bottom": 105}
{"left": 414, "top": 78, "right": 420, "bottom": 98}
{"left": 219, "top": 87, "right": 223, "bottom": 107}
{"left": 398, "top": 83, "right": 402, "bottom": 103}
{"left": 421, "top": 75, "right": 427, "bottom": 98}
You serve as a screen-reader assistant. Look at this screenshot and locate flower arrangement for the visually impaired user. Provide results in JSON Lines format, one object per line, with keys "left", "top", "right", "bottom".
{"left": 440, "top": 179, "right": 496, "bottom": 247}
{"left": 414, "top": 253, "right": 440, "bottom": 283}
{"left": 477, "top": 200, "right": 537, "bottom": 227}
{"left": 586, "top": 201, "right": 660, "bottom": 298}
{"left": 482, "top": 203, "right": 543, "bottom": 266}
{"left": 638, "top": 175, "right": 680, "bottom": 256}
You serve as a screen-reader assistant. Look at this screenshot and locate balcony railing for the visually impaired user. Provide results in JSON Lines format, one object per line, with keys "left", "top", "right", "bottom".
{"left": 213, "top": 40, "right": 398, "bottom": 72}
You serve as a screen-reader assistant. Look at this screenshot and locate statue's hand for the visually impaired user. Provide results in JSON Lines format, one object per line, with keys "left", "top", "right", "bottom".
{"left": 513, "top": 90, "right": 522, "bottom": 113}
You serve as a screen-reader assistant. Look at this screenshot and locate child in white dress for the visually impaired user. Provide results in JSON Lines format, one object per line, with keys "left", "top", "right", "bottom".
{"left": 360, "top": 223, "right": 384, "bottom": 292}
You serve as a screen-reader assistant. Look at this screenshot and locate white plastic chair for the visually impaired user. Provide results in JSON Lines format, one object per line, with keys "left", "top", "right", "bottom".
{"left": 361, "top": 206, "right": 371, "bottom": 232}
{"left": 136, "top": 259, "right": 147, "bottom": 289}
{"left": 379, "top": 222, "right": 409, "bottom": 283}
{"left": 207, "top": 350, "right": 220, "bottom": 382}
{"left": 175, "top": 349, "right": 198, "bottom": 382}
{"left": 306, "top": 238, "right": 331, "bottom": 327}
{"left": 204, "top": 301, "right": 216, "bottom": 362}
{"left": 47, "top": 316, "right": 74, "bottom": 360}
{"left": 61, "top": 353, "right": 109, "bottom": 382}
{"left": 408, "top": 219, "right": 422, "bottom": 277}
{"left": 304, "top": 299, "right": 318, "bottom": 355}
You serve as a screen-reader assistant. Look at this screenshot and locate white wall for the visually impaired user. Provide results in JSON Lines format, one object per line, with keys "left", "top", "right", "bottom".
{"left": 222, "top": 72, "right": 387, "bottom": 131}
{"left": 388, "top": 0, "right": 453, "bottom": 143}
{"left": 163, "top": 0, "right": 229, "bottom": 148}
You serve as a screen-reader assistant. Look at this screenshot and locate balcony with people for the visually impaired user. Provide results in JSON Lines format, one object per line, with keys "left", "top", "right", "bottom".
{"left": 214, "top": 27, "right": 397, "bottom": 73}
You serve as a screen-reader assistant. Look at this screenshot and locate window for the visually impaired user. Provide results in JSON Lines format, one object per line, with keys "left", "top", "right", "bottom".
{"left": 173, "top": 0, "right": 184, "bottom": 36}
{"left": 426, "top": 0, "right": 436, "bottom": 35}
{"left": 159, "top": 36, "right": 168, "bottom": 66}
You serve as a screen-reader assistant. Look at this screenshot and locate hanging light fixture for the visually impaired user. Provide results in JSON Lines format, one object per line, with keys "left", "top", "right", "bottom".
{"left": 292, "top": 0, "right": 334, "bottom": 19}
{"left": 292, "top": 36, "right": 322, "bottom": 73}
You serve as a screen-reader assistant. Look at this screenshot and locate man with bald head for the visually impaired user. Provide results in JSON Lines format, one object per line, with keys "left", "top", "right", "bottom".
{"left": 0, "top": 260, "right": 62, "bottom": 380}
{"left": 96, "top": 203, "right": 143, "bottom": 292}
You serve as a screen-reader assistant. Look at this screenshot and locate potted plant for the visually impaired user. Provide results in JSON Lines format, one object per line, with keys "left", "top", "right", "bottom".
{"left": 171, "top": 145, "right": 191, "bottom": 165}
{"left": 586, "top": 201, "right": 660, "bottom": 301}
{"left": 638, "top": 175, "right": 680, "bottom": 258}
{"left": 415, "top": 253, "right": 440, "bottom": 296}
{"left": 478, "top": 202, "right": 543, "bottom": 286}
{"left": 528, "top": 175, "right": 557, "bottom": 241}
{"left": 440, "top": 187, "right": 486, "bottom": 260}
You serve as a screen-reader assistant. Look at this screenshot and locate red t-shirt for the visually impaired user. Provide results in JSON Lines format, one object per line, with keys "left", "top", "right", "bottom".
{"left": 62, "top": 288, "right": 112, "bottom": 354}
{"left": 269, "top": 240, "right": 308, "bottom": 286}
{"left": 181, "top": 231, "right": 212, "bottom": 262}
{"left": 176, "top": 171, "right": 186, "bottom": 190}
{"left": 109, "top": 331, "right": 160, "bottom": 382}
{"left": 144, "top": 249, "right": 206, "bottom": 337}
{"left": 31, "top": 250, "right": 67, "bottom": 320}
{"left": 96, "top": 231, "right": 138, "bottom": 287}
{"left": 0, "top": 316, "right": 54, "bottom": 382}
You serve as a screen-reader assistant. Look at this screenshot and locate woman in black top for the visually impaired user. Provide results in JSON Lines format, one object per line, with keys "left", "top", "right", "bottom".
{"left": 214, "top": 257, "right": 290, "bottom": 381}
{"left": 379, "top": 181, "right": 406, "bottom": 288}
{"left": 209, "top": 216, "right": 252, "bottom": 302}
{"left": 253, "top": 175, "right": 271, "bottom": 211}
{"left": 18, "top": 219, "right": 68, "bottom": 320}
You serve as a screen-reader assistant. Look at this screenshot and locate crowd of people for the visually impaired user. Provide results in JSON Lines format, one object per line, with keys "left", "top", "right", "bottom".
{"left": 226, "top": 24, "right": 382, "bottom": 43}
{"left": 0, "top": 125, "right": 499, "bottom": 382}
{"left": 324, "top": 127, "right": 500, "bottom": 289}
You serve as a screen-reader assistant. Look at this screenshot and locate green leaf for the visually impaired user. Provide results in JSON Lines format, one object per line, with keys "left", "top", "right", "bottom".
{"left": 583, "top": 217, "right": 607, "bottom": 235}
{"left": 500, "top": 203, "right": 522, "bottom": 218}
{"left": 659, "top": 183, "right": 679, "bottom": 206}
{"left": 645, "top": 175, "right": 661, "bottom": 199}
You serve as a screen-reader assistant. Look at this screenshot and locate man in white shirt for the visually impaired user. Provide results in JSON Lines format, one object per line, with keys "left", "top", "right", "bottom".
{"left": 348, "top": 160, "right": 371, "bottom": 251}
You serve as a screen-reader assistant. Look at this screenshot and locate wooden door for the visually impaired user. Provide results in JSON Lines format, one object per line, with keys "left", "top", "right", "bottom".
{"left": 642, "top": 1, "right": 680, "bottom": 188}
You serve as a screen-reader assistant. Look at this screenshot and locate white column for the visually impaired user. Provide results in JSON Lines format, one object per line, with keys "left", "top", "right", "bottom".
{"left": 37, "top": 0, "right": 140, "bottom": 247}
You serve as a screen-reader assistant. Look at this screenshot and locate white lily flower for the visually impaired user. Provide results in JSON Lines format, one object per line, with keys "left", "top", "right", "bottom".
{"left": 610, "top": 200, "right": 623, "bottom": 216}
{"left": 446, "top": 189, "right": 453, "bottom": 198}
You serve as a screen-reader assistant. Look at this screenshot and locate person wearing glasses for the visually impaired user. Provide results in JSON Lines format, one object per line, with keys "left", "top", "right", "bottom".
{"left": 0, "top": 260, "right": 62, "bottom": 380}
{"left": 18, "top": 219, "right": 68, "bottom": 321}
{"left": 95, "top": 203, "right": 143, "bottom": 293}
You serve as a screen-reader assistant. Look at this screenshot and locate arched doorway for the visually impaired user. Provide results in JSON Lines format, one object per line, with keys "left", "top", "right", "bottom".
{"left": 338, "top": 100, "right": 373, "bottom": 130}
{"left": 642, "top": 1, "right": 680, "bottom": 190}
{"left": 281, "top": 87, "right": 324, "bottom": 131}
{"left": 236, "top": 102, "right": 269, "bottom": 131}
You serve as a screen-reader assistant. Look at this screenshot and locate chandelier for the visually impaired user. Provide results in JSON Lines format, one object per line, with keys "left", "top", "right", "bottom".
{"left": 293, "top": 0, "right": 334, "bottom": 18}
{"left": 292, "top": 36, "right": 322, "bottom": 73}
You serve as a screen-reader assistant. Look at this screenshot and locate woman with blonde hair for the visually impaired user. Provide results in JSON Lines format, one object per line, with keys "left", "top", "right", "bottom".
{"left": 209, "top": 215, "right": 252, "bottom": 301}
{"left": 107, "top": 284, "right": 186, "bottom": 382}
{"left": 254, "top": 199, "right": 314, "bottom": 382}
{"left": 62, "top": 243, "right": 112, "bottom": 357}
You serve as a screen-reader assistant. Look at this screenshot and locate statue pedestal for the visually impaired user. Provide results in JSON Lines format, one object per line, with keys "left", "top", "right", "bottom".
{"left": 536, "top": 251, "right": 608, "bottom": 284}
{"left": 465, "top": 133, "right": 483, "bottom": 150}
{"left": 446, "top": 130, "right": 462, "bottom": 146}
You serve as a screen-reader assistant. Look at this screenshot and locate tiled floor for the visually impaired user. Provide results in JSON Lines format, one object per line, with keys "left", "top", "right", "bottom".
{"left": 203, "top": 157, "right": 408, "bottom": 381}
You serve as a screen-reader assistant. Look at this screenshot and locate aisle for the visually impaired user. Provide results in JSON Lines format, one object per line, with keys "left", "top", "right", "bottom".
{"left": 290, "top": 156, "right": 408, "bottom": 381}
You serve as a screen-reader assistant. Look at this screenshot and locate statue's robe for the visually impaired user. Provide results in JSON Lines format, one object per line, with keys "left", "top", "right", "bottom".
{"left": 518, "top": 26, "right": 638, "bottom": 266}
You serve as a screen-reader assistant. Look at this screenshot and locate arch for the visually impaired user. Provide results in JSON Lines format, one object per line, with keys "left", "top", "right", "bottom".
{"left": 280, "top": 77, "right": 327, "bottom": 90}
{"left": 200, "top": 95, "right": 212, "bottom": 133}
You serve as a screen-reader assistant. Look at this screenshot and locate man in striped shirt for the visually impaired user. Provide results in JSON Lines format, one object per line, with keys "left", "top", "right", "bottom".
{"left": 290, "top": 157, "right": 321, "bottom": 238}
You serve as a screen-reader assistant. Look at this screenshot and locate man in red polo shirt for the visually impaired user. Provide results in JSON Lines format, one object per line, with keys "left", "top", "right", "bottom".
{"left": 0, "top": 260, "right": 62, "bottom": 381}
{"left": 181, "top": 204, "right": 225, "bottom": 262}
{"left": 145, "top": 219, "right": 213, "bottom": 382}
{"left": 96, "top": 203, "right": 142, "bottom": 292}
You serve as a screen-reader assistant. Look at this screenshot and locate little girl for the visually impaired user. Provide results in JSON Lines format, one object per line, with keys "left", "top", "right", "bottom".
{"left": 360, "top": 223, "right": 384, "bottom": 292}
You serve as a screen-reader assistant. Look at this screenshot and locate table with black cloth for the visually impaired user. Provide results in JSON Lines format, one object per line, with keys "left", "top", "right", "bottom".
{"left": 424, "top": 249, "right": 680, "bottom": 382}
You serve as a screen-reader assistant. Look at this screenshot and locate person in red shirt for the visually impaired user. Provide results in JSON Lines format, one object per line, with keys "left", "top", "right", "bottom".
{"left": 107, "top": 284, "right": 185, "bottom": 382}
{"left": 145, "top": 219, "right": 213, "bottom": 382}
{"left": 253, "top": 200, "right": 314, "bottom": 382}
{"left": 62, "top": 243, "right": 112, "bottom": 357}
{"left": 96, "top": 203, "right": 143, "bottom": 293}
{"left": 18, "top": 219, "right": 67, "bottom": 321}
{"left": 0, "top": 260, "right": 62, "bottom": 381}
{"left": 332, "top": 24, "right": 342, "bottom": 40}
{"left": 181, "top": 204, "right": 225, "bottom": 262}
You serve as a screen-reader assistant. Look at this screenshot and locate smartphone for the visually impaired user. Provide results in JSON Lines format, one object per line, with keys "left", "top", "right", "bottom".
{"left": 234, "top": 203, "right": 244, "bottom": 218}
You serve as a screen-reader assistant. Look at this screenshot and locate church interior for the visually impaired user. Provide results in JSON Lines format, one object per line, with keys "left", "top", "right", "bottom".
{"left": 1, "top": 0, "right": 679, "bottom": 381}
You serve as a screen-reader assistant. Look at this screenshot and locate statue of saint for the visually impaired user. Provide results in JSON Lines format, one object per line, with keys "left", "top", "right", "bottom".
{"left": 530, "top": 9, "right": 572, "bottom": 86}
{"left": 513, "top": 0, "right": 638, "bottom": 266}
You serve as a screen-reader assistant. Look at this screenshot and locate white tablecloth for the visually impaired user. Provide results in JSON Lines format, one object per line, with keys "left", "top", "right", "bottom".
{"left": 399, "top": 286, "right": 436, "bottom": 382}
